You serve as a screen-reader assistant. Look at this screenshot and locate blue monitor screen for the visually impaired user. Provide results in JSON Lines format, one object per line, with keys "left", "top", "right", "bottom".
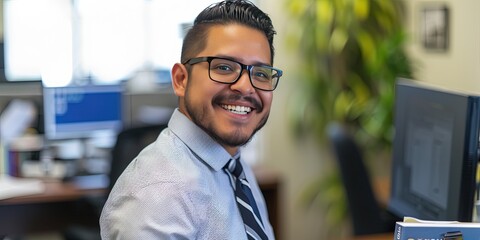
{"left": 43, "top": 84, "right": 124, "bottom": 140}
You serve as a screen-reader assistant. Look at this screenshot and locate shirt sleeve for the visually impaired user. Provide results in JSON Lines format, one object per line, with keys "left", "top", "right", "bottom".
{"left": 100, "top": 181, "right": 199, "bottom": 240}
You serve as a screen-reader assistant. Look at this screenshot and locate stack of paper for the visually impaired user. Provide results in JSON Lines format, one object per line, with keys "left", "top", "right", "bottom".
{"left": 0, "top": 175, "right": 45, "bottom": 200}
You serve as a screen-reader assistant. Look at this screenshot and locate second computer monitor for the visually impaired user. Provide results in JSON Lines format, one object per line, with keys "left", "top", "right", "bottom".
{"left": 43, "top": 84, "right": 124, "bottom": 141}
{"left": 388, "top": 78, "right": 480, "bottom": 222}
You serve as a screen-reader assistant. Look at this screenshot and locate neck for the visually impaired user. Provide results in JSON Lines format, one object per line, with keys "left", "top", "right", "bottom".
{"left": 224, "top": 146, "right": 239, "bottom": 156}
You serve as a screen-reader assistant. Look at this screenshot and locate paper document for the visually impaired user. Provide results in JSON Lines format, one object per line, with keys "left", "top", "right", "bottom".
{"left": 0, "top": 99, "right": 36, "bottom": 144}
{"left": 0, "top": 175, "right": 45, "bottom": 200}
{"left": 403, "top": 216, "right": 460, "bottom": 224}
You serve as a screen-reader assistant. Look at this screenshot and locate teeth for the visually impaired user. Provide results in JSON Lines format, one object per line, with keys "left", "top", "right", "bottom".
{"left": 222, "top": 105, "right": 252, "bottom": 114}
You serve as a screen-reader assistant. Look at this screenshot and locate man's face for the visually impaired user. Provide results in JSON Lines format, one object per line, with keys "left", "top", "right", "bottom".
{"left": 173, "top": 24, "right": 273, "bottom": 155}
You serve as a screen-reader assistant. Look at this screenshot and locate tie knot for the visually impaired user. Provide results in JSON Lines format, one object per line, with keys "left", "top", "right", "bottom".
{"left": 225, "top": 157, "right": 244, "bottom": 179}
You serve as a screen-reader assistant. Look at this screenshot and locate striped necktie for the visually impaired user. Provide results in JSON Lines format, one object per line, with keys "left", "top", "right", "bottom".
{"left": 225, "top": 157, "right": 268, "bottom": 240}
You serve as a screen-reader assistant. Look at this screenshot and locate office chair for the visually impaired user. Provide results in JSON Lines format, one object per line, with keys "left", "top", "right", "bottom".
{"left": 108, "top": 123, "right": 168, "bottom": 191}
{"left": 63, "top": 123, "right": 168, "bottom": 240}
{"left": 327, "top": 123, "right": 398, "bottom": 236}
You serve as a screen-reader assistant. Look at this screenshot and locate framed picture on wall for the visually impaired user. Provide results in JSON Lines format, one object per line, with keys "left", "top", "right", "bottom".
{"left": 421, "top": 5, "right": 449, "bottom": 51}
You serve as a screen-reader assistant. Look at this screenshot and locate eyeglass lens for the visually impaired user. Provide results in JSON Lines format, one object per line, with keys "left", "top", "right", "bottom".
{"left": 209, "top": 58, "right": 279, "bottom": 91}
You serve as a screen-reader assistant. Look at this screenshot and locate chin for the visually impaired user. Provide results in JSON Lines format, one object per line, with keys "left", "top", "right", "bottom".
{"left": 212, "top": 127, "right": 252, "bottom": 147}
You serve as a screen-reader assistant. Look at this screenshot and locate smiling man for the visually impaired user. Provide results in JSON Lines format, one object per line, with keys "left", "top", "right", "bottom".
{"left": 100, "top": 1, "right": 282, "bottom": 239}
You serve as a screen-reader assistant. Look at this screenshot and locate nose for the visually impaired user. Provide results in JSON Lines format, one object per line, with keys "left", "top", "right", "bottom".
{"left": 230, "top": 69, "right": 254, "bottom": 94}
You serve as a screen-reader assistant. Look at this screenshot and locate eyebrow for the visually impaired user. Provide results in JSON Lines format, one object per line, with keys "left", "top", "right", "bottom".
{"left": 214, "top": 54, "right": 272, "bottom": 67}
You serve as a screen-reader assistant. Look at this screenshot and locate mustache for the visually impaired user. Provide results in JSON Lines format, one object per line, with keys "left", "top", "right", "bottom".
{"left": 215, "top": 94, "right": 263, "bottom": 112}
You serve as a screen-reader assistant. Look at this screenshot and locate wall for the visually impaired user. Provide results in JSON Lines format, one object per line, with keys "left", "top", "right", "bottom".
{"left": 404, "top": 0, "right": 480, "bottom": 93}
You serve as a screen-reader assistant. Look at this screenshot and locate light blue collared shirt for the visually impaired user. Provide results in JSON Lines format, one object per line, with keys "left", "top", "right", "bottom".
{"left": 100, "top": 109, "right": 274, "bottom": 239}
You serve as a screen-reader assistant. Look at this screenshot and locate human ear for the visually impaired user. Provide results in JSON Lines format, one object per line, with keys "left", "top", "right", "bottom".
{"left": 171, "top": 63, "right": 188, "bottom": 97}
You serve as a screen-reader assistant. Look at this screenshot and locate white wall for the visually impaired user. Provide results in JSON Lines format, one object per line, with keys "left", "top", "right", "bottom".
{"left": 404, "top": 0, "right": 480, "bottom": 93}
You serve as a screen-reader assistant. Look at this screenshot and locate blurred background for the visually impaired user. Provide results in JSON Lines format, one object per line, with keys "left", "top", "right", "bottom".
{"left": 1, "top": 0, "right": 480, "bottom": 239}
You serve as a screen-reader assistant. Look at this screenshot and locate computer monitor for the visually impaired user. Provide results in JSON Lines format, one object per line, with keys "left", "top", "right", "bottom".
{"left": 43, "top": 84, "right": 124, "bottom": 141}
{"left": 388, "top": 78, "right": 480, "bottom": 222}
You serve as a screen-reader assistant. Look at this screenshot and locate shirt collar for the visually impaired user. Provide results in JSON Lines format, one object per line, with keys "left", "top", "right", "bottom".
{"left": 168, "top": 109, "right": 236, "bottom": 171}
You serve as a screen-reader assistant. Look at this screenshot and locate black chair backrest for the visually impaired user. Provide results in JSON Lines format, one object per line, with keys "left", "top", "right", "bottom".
{"left": 109, "top": 124, "right": 168, "bottom": 191}
{"left": 327, "top": 123, "right": 397, "bottom": 235}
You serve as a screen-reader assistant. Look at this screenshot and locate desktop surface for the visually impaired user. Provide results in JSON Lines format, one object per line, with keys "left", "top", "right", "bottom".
{"left": 0, "top": 166, "right": 283, "bottom": 238}
{"left": 347, "top": 233, "right": 393, "bottom": 240}
{"left": 0, "top": 179, "right": 106, "bottom": 235}
{"left": 0, "top": 179, "right": 105, "bottom": 205}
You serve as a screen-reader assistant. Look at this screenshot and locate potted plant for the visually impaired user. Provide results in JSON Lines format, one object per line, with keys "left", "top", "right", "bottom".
{"left": 285, "top": 0, "right": 414, "bottom": 237}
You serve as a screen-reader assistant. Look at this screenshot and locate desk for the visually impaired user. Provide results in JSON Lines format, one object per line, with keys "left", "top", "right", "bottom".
{"left": 373, "top": 176, "right": 390, "bottom": 207}
{"left": 0, "top": 170, "right": 282, "bottom": 238}
{"left": 0, "top": 180, "right": 105, "bottom": 235}
{"left": 350, "top": 233, "right": 393, "bottom": 240}
{"left": 338, "top": 233, "right": 393, "bottom": 240}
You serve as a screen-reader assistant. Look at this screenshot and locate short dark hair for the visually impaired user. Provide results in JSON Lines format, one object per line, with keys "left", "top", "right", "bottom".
{"left": 181, "top": 0, "right": 276, "bottom": 64}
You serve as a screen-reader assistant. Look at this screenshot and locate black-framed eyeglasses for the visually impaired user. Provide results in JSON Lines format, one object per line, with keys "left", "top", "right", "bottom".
{"left": 183, "top": 56, "right": 283, "bottom": 91}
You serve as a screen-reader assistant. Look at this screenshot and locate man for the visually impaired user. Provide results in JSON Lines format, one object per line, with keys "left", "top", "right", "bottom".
{"left": 100, "top": 1, "right": 282, "bottom": 239}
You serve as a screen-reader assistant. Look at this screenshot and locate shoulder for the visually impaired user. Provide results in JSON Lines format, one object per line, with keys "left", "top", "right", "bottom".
{"left": 107, "top": 127, "right": 217, "bottom": 204}
{"left": 113, "top": 128, "right": 194, "bottom": 191}
{"left": 100, "top": 178, "right": 200, "bottom": 239}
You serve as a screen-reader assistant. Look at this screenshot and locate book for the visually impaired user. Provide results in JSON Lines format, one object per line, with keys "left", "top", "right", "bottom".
{"left": 394, "top": 217, "right": 480, "bottom": 240}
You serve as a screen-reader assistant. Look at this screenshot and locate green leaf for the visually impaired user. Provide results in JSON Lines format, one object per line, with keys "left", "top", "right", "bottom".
{"left": 330, "top": 28, "right": 348, "bottom": 53}
{"left": 354, "top": 0, "right": 369, "bottom": 20}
